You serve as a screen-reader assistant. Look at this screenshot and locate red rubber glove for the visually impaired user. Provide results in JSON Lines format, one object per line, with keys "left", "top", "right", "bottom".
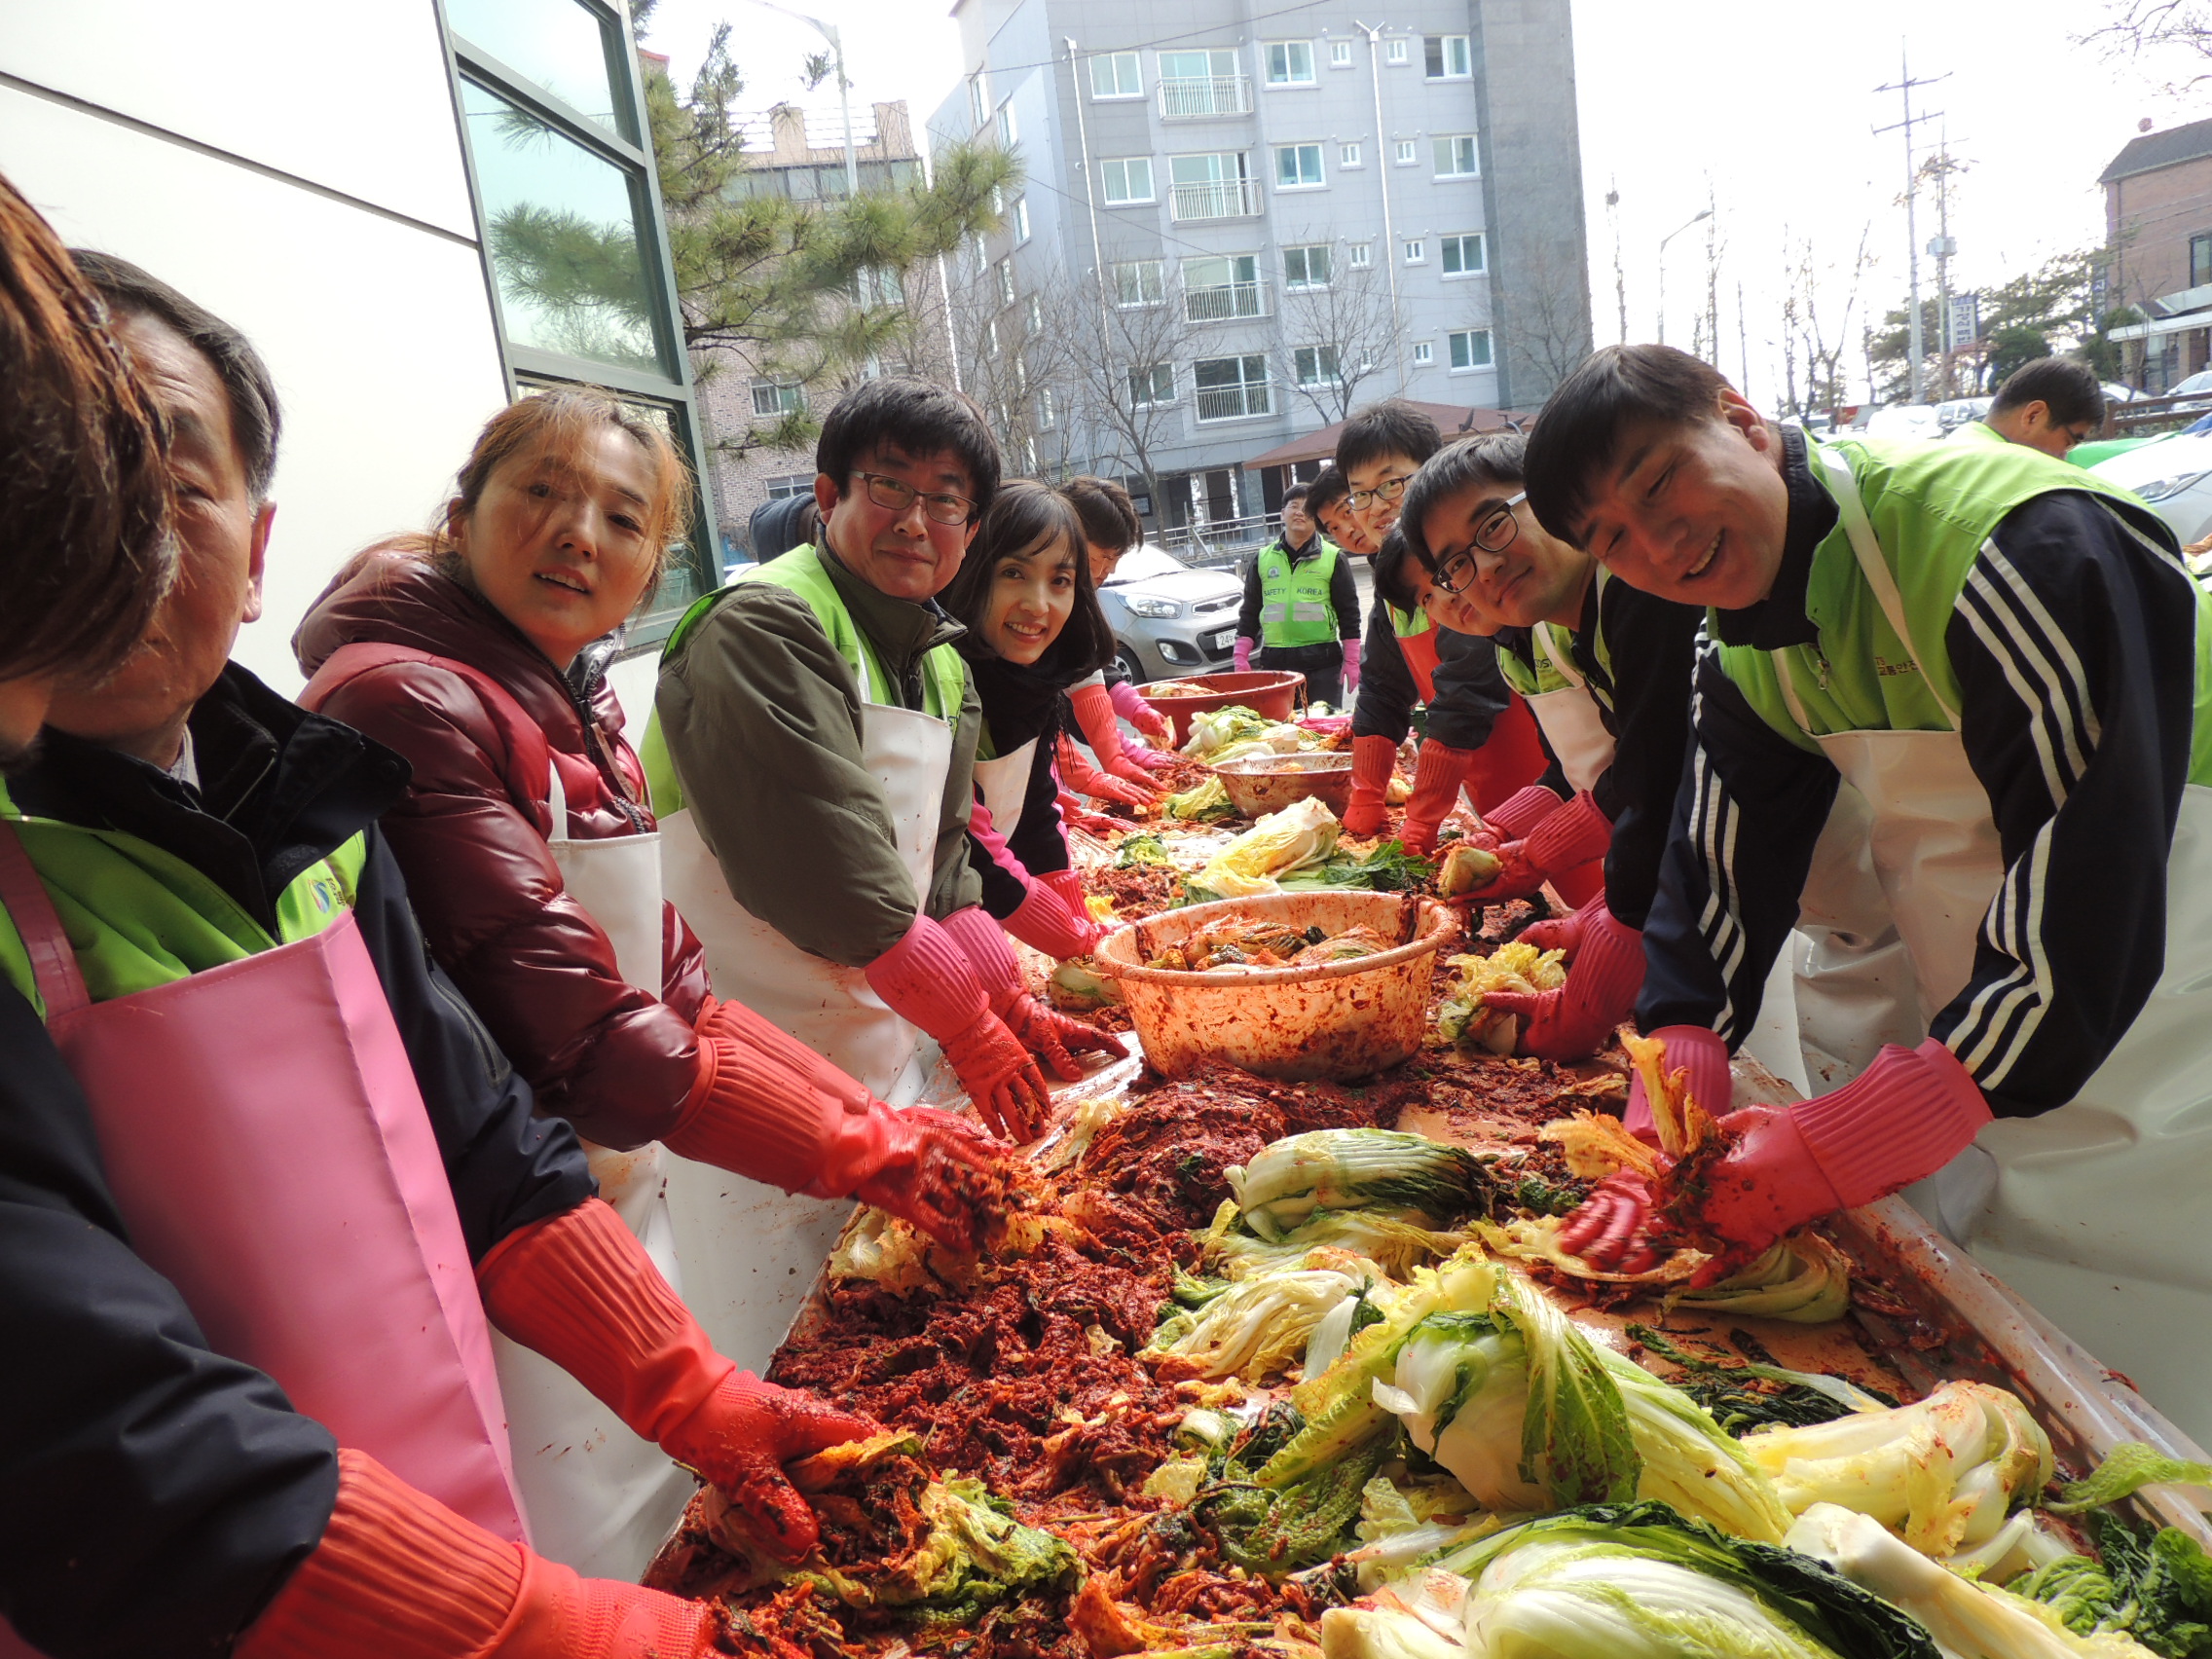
{"left": 1055, "top": 732, "right": 1158, "bottom": 807}
{"left": 1234, "top": 637, "right": 1255, "bottom": 673}
{"left": 1482, "top": 783, "right": 1568, "bottom": 840}
{"left": 1566, "top": 1038, "right": 1992, "bottom": 1278}
{"left": 1456, "top": 790, "right": 1612, "bottom": 903}
{"left": 1399, "top": 739, "right": 1476, "bottom": 856}
{"left": 865, "top": 914, "right": 1048, "bottom": 1140}
{"left": 811, "top": 1104, "right": 1008, "bottom": 1252}
{"left": 1109, "top": 677, "right": 1171, "bottom": 741}
{"left": 1623, "top": 1022, "right": 1734, "bottom": 1140}
{"left": 1516, "top": 899, "right": 1593, "bottom": 955}
{"left": 1342, "top": 732, "right": 1398, "bottom": 836}
{"left": 1004, "top": 878, "right": 1103, "bottom": 959}
{"left": 1068, "top": 682, "right": 1160, "bottom": 793}
{"left": 235, "top": 1450, "right": 731, "bottom": 1659}
{"left": 1059, "top": 788, "right": 1125, "bottom": 838}
{"left": 1478, "top": 901, "right": 1645, "bottom": 1062}
{"left": 477, "top": 1199, "right": 877, "bottom": 1561}
{"left": 1340, "top": 643, "right": 1362, "bottom": 699}
{"left": 942, "top": 903, "right": 1124, "bottom": 1083}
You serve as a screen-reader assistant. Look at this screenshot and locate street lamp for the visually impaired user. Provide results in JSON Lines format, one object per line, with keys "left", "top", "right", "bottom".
{"left": 1656, "top": 207, "right": 1713, "bottom": 347}
{"left": 746, "top": 0, "right": 858, "bottom": 200}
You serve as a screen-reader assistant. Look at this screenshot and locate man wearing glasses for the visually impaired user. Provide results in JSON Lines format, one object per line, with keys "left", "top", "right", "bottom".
{"left": 1392, "top": 433, "right": 1706, "bottom": 1065}
{"left": 1952, "top": 356, "right": 2108, "bottom": 461}
{"left": 1234, "top": 482, "right": 1363, "bottom": 707}
{"left": 653, "top": 378, "right": 1067, "bottom": 1143}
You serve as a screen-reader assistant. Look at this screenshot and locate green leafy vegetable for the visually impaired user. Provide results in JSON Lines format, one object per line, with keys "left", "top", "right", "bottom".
{"left": 1181, "top": 705, "right": 1272, "bottom": 758}
{"left": 1142, "top": 1254, "right": 1384, "bottom": 1382}
{"left": 2015, "top": 1512, "right": 2212, "bottom": 1659}
{"left": 1163, "top": 777, "right": 1235, "bottom": 822}
{"left": 1196, "top": 1197, "right": 1468, "bottom": 1281}
{"left": 1278, "top": 839, "right": 1437, "bottom": 893}
{"left": 1228, "top": 1128, "right": 1492, "bottom": 1242}
{"left": 1116, "top": 831, "right": 1177, "bottom": 866}
{"left": 1627, "top": 1324, "right": 1895, "bottom": 1437}
{"left": 2051, "top": 1444, "right": 2212, "bottom": 1517}
{"left": 1452, "top": 1501, "right": 1941, "bottom": 1659}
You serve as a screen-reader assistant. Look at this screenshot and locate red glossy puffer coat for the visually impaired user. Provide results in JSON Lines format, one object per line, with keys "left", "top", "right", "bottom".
{"left": 294, "top": 549, "right": 709, "bottom": 1151}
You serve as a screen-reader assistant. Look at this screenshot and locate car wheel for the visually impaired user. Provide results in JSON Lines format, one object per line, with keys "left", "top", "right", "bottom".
{"left": 1115, "top": 646, "right": 1147, "bottom": 684}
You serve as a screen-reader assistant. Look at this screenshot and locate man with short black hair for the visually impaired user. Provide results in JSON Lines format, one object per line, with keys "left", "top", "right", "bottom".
{"left": 1962, "top": 355, "right": 2107, "bottom": 458}
{"left": 1235, "top": 481, "right": 1362, "bottom": 707}
{"left": 652, "top": 378, "right": 1111, "bottom": 1142}
{"left": 1336, "top": 400, "right": 1549, "bottom": 844}
{"left": 1306, "top": 464, "right": 1372, "bottom": 558}
{"left": 1526, "top": 343, "right": 2212, "bottom": 1441}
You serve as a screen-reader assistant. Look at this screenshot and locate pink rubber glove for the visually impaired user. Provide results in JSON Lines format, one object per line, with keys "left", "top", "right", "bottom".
{"left": 1125, "top": 740, "right": 1179, "bottom": 772}
{"left": 1456, "top": 790, "right": 1612, "bottom": 903}
{"left": 1234, "top": 637, "right": 1255, "bottom": 673}
{"left": 1068, "top": 682, "right": 1159, "bottom": 792}
{"left": 1340, "top": 644, "right": 1362, "bottom": 699}
{"left": 864, "top": 914, "right": 1047, "bottom": 1140}
{"left": 1041, "top": 866, "right": 1094, "bottom": 922}
{"left": 1004, "top": 880, "right": 1102, "bottom": 959}
{"left": 1623, "top": 1022, "right": 1734, "bottom": 1139}
{"left": 1567, "top": 1038, "right": 1991, "bottom": 1278}
{"left": 1399, "top": 739, "right": 1475, "bottom": 856}
{"left": 1341, "top": 732, "right": 1398, "bottom": 836}
{"left": 1109, "top": 677, "right": 1171, "bottom": 741}
{"left": 1055, "top": 732, "right": 1158, "bottom": 806}
{"left": 1478, "top": 901, "right": 1645, "bottom": 1062}
{"left": 941, "top": 904, "right": 1124, "bottom": 1084}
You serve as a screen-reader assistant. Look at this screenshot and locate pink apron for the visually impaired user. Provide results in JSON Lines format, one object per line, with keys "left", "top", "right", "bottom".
{"left": 0, "top": 820, "right": 525, "bottom": 1651}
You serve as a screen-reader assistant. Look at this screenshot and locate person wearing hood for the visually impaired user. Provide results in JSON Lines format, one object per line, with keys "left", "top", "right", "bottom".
{"left": 294, "top": 387, "right": 1006, "bottom": 1577}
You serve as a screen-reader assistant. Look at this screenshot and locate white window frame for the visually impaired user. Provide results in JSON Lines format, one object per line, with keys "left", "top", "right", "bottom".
{"left": 751, "top": 379, "right": 804, "bottom": 417}
{"left": 1440, "top": 232, "right": 1485, "bottom": 277}
{"left": 1384, "top": 37, "right": 1409, "bottom": 64}
{"left": 1037, "top": 386, "right": 1058, "bottom": 429}
{"left": 994, "top": 258, "right": 1016, "bottom": 307}
{"left": 1274, "top": 142, "right": 1325, "bottom": 190}
{"left": 1263, "top": 40, "right": 1316, "bottom": 86}
{"left": 1128, "top": 362, "right": 1176, "bottom": 407}
{"left": 1282, "top": 242, "right": 1332, "bottom": 291}
{"left": 1393, "top": 138, "right": 1418, "bottom": 166}
{"left": 1347, "top": 240, "right": 1373, "bottom": 270}
{"left": 1424, "top": 34, "right": 1472, "bottom": 79}
{"left": 1434, "top": 134, "right": 1480, "bottom": 177}
{"left": 764, "top": 472, "right": 812, "bottom": 499}
{"left": 1448, "top": 328, "right": 1493, "bottom": 371}
{"left": 1013, "top": 196, "right": 1030, "bottom": 243}
{"left": 1089, "top": 50, "right": 1142, "bottom": 99}
{"left": 1193, "top": 352, "right": 1272, "bottom": 423}
{"left": 996, "top": 102, "right": 1017, "bottom": 146}
{"left": 1411, "top": 340, "right": 1434, "bottom": 366}
{"left": 1340, "top": 141, "right": 1363, "bottom": 168}
{"left": 1101, "top": 156, "right": 1157, "bottom": 204}
{"left": 1402, "top": 238, "right": 1425, "bottom": 266}
{"left": 968, "top": 70, "right": 990, "bottom": 129}
{"left": 1293, "top": 344, "right": 1341, "bottom": 387}
{"left": 1113, "top": 258, "right": 1166, "bottom": 307}
{"left": 1329, "top": 38, "right": 1354, "bottom": 67}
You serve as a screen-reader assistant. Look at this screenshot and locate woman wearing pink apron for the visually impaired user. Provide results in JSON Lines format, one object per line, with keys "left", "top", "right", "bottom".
{"left": 0, "top": 257, "right": 876, "bottom": 1659}
{"left": 294, "top": 389, "right": 1004, "bottom": 1577}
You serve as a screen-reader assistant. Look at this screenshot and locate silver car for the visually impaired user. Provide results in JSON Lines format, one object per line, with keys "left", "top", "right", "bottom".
{"left": 1096, "top": 544, "right": 1244, "bottom": 682}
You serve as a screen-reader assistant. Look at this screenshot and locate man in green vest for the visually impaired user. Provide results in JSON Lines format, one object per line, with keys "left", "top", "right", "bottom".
{"left": 1952, "top": 355, "right": 2107, "bottom": 459}
{"left": 651, "top": 380, "right": 1115, "bottom": 1142}
{"left": 1527, "top": 344, "right": 2212, "bottom": 1441}
{"left": 1234, "top": 482, "right": 1362, "bottom": 707}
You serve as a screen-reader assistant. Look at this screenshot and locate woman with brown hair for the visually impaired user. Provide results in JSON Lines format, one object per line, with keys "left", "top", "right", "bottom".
{"left": 294, "top": 387, "right": 1002, "bottom": 1576}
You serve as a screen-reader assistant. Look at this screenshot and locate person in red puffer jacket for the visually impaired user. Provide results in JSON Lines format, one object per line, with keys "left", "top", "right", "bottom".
{"left": 293, "top": 388, "right": 1005, "bottom": 1577}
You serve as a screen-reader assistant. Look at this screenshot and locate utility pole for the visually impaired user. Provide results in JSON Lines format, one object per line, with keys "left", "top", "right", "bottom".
{"left": 1605, "top": 181, "right": 1627, "bottom": 344}
{"left": 1656, "top": 208, "right": 1711, "bottom": 345}
{"left": 1925, "top": 129, "right": 1967, "bottom": 399}
{"left": 1874, "top": 49, "right": 1947, "bottom": 404}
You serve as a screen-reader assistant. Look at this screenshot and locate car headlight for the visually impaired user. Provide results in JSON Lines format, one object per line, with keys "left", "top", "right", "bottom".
{"left": 2134, "top": 469, "right": 2212, "bottom": 502}
{"left": 1124, "top": 596, "right": 1183, "bottom": 619}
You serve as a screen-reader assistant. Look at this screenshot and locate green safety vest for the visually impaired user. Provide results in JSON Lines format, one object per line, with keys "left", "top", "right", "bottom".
{"left": 1257, "top": 539, "right": 1343, "bottom": 647}
{"left": 1493, "top": 569, "right": 1616, "bottom": 716}
{"left": 1386, "top": 600, "right": 1432, "bottom": 642}
{"left": 642, "top": 543, "right": 970, "bottom": 816}
{"left": 0, "top": 779, "right": 365, "bottom": 1018}
{"left": 1720, "top": 437, "right": 2212, "bottom": 783}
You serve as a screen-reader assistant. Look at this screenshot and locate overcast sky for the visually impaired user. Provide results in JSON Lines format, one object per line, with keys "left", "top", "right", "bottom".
{"left": 639, "top": 0, "right": 2211, "bottom": 405}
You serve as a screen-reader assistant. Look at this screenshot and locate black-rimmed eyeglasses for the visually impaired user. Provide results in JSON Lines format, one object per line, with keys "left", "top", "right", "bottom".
{"left": 1432, "top": 492, "right": 1526, "bottom": 593}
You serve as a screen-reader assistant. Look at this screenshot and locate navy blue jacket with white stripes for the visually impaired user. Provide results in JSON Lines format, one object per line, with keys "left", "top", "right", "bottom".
{"left": 1637, "top": 427, "right": 2201, "bottom": 1119}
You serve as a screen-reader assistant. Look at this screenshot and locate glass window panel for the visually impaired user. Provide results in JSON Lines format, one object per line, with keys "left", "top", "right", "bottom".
{"left": 462, "top": 78, "right": 662, "bottom": 375}
{"left": 1330, "top": 39, "right": 1353, "bottom": 66}
{"left": 447, "top": 0, "right": 622, "bottom": 133}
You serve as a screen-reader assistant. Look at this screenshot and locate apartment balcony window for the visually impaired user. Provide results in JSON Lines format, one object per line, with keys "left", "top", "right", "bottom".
{"left": 1114, "top": 259, "right": 1165, "bottom": 306}
{"left": 1274, "top": 143, "right": 1324, "bottom": 190}
{"left": 1089, "top": 50, "right": 1142, "bottom": 99}
{"left": 1435, "top": 134, "right": 1480, "bottom": 177}
{"left": 1159, "top": 50, "right": 1251, "bottom": 119}
{"left": 1183, "top": 254, "right": 1267, "bottom": 321}
{"left": 1129, "top": 363, "right": 1176, "bottom": 407}
{"left": 1169, "top": 153, "right": 1262, "bottom": 221}
{"left": 1283, "top": 243, "right": 1332, "bottom": 291}
{"left": 1448, "top": 328, "right": 1493, "bottom": 370}
{"left": 1194, "top": 353, "right": 1271, "bottom": 422}
{"left": 1441, "top": 232, "right": 1486, "bottom": 276}
{"left": 1424, "top": 34, "right": 1472, "bottom": 78}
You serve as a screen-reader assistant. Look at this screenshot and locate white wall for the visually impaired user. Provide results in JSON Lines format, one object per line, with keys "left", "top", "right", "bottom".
{"left": 0, "top": 0, "right": 510, "bottom": 693}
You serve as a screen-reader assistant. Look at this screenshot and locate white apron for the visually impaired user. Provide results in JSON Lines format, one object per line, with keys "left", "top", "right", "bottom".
{"left": 972, "top": 735, "right": 1039, "bottom": 838}
{"left": 490, "top": 756, "right": 692, "bottom": 1582}
{"left": 657, "top": 687, "right": 953, "bottom": 1371}
{"left": 1782, "top": 446, "right": 2212, "bottom": 1444}
{"left": 1525, "top": 624, "right": 1616, "bottom": 794}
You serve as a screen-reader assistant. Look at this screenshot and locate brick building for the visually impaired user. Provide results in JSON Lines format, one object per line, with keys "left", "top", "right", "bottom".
{"left": 2102, "top": 115, "right": 2212, "bottom": 390}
